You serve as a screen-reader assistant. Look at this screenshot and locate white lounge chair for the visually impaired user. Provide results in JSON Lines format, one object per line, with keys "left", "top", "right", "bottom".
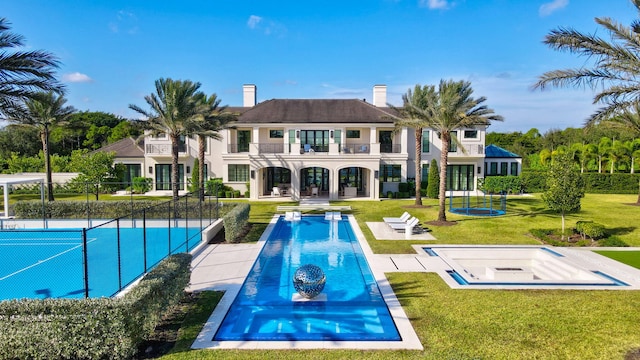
{"left": 273, "top": 187, "right": 282, "bottom": 196}
{"left": 387, "top": 217, "right": 419, "bottom": 231}
{"left": 383, "top": 212, "right": 410, "bottom": 223}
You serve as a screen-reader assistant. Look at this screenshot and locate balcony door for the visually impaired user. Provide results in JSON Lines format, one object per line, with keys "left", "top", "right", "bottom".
{"left": 300, "top": 130, "right": 329, "bottom": 152}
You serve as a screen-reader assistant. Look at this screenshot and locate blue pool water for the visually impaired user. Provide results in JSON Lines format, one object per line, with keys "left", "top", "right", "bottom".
{"left": 0, "top": 227, "right": 200, "bottom": 300}
{"left": 214, "top": 215, "right": 401, "bottom": 341}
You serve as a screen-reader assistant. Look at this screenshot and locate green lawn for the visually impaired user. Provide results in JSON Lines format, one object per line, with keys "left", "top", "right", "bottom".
{"left": 594, "top": 251, "right": 640, "bottom": 269}
{"left": 155, "top": 193, "right": 640, "bottom": 359}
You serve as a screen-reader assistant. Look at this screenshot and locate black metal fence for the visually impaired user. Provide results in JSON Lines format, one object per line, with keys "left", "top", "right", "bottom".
{"left": 0, "top": 192, "right": 224, "bottom": 300}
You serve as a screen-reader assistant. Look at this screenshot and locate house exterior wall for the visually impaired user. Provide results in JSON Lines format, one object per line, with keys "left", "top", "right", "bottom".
{"left": 132, "top": 86, "right": 505, "bottom": 199}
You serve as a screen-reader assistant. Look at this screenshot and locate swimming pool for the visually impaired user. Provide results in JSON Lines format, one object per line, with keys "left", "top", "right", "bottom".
{"left": 0, "top": 227, "right": 201, "bottom": 300}
{"left": 214, "top": 215, "right": 401, "bottom": 341}
{"left": 425, "top": 246, "right": 629, "bottom": 287}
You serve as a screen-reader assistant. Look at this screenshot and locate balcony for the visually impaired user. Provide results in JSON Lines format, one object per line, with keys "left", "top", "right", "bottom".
{"left": 258, "top": 143, "right": 285, "bottom": 154}
{"left": 380, "top": 144, "right": 401, "bottom": 154}
{"left": 228, "top": 144, "right": 250, "bottom": 153}
{"left": 340, "top": 143, "right": 370, "bottom": 154}
{"left": 146, "top": 143, "right": 185, "bottom": 155}
{"left": 449, "top": 144, "right": 484, "bottom": 156}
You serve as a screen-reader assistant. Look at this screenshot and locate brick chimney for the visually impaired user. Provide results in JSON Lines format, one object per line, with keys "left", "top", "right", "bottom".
{"left": 373, "top": 85, "right": 387, "bottom": 107}
{"left": 243, "top": 84, "right": 256, "bottom": 107}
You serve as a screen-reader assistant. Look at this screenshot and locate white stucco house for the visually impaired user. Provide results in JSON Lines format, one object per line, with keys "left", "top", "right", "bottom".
{"left": 107, "top": 84, "right": 506, "bottom": 200}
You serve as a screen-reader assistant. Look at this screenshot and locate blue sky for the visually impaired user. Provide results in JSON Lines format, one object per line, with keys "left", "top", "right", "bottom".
{"left": 4, "top": 0, "right": 637, "bottom": 132}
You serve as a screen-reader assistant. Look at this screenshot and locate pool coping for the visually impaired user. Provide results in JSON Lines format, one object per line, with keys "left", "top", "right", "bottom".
{"left": 408, "top": 244, "right": 640, "bottom": 290}
{"left": 191, "top": 214, "right": 424, "bottom": 350}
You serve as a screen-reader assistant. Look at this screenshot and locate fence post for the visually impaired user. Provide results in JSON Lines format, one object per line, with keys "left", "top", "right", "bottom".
{"left": 215, "top": 183, "right": 219, "bottom": 219}
{"left": 86, "top": 182, "right": 90, "bottom": 228}
{"left": 185, "top": 193, "right": 189, "bottom": 252}
{"left": 82, "top": 228, "right": 89, "bottom": 298}
{"left": 116, "top": 218, "right": 122, "bottom": 291}
{"left": 41, "top": 181, "right": 46, "bottom": 229}
{"left": 168, "top": 200, "right": 172, "bottom": 255}
{"left": 143, "top": 209, "right": 147, "bottom": 272}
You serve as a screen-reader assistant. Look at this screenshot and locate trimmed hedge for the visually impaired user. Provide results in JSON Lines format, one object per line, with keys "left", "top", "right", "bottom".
{"left": 521, "top": 171, "right": 640, "bottom": 194}
{"left": 223, "top": 202, "right": 250, "bottom": 243}
{"left": 13, "top": 199, "right": 223, "bottom": 220}
{"left": 481, "top": 176, "right": 522, "bottom": 194}
{"left": 0, "top": 253, "right": 191, "bottom": 360}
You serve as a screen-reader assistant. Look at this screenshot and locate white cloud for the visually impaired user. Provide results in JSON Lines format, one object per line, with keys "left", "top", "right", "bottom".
{"left": 539, "top": 0, "right": 568, "bottom": 17}
{"left": 420, "top": 0, "right": 450, "bottom": 10}
{"left": 246, "top": 15, "right": 287, "bottom": 37}
{"left": 109, "top": 10, "right": 138, "bottom": 34}
{"left": 62, "top": 72, "right": 93, "bottom": 83}
{"left": 247, "top": 15, "right": 262, "bottom": 29}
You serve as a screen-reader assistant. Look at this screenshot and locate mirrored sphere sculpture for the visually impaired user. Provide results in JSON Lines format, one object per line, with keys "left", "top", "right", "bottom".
{"left": 293, "top": 264, "right": 326, "bottom": 299}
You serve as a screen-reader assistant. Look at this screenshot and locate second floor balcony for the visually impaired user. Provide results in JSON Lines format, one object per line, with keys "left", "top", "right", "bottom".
{"left": 146, "top": 143, "right": 186, "bottom": 155}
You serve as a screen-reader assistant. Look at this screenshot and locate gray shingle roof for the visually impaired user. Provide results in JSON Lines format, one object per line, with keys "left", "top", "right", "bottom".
{"left": 235, "top": 99, "right": 397, "bottom": 124}
{"left": 95, "top": 137, "right": 144, "bottom": 158}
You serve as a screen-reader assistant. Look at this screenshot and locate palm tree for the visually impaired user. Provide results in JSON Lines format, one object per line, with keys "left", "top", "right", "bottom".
{"left": 8, "top": 92, "right": 74, "bottom": 200}
{"left": 390, "top": 84, "right": 437, "bottom": 206}
{"left": 129, "top": 78, "right": 205, "bottom": 201}
{"left": 533, "top": 0, "right": 640, "bottom": 124}
{"left": 0, "top": 18, "right": 63, "bottom": 119}
{"left": 398, "top": 80, "right": 502, "bottom": 222}
{"left": 186, "top": 93, "right": 237, "bottom": 201}
{"left": 597, "top": 137, "right": 612, "bottom": 173}
{"left": 609, "top": 139, "right": 630, "bottom": 173}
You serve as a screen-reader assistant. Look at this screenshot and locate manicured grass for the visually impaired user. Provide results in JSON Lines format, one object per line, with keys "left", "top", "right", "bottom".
{"left": 156, "top": 194, "right": 640, "bottom": 359}
{"left": 333, "top": 194, "right": 640, "bottom": 253}
{"left": 162, "top": 274, "right": 640, "bottom": 359}
{"left": 595, "top": 251, "right": 640, "bottom": 269}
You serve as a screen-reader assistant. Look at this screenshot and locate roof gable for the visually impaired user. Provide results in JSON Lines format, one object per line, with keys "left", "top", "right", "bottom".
{"left": 94, "top": 137, "right": 144, "bottom": 158}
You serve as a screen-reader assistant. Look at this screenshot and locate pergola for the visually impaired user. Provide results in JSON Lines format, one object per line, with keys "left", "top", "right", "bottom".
{"left": 0, "top": 177, "right": 44, "bottom": 219}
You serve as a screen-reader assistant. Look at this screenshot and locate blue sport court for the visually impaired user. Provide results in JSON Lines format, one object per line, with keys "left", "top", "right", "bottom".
{"left": 0, "top": 227, "right": 200, "bottom": 301}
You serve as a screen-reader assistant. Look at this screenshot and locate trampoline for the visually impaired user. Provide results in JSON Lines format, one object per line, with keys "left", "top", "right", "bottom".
{"left": 448, "top": 190, "right": 506, "bottom": 217}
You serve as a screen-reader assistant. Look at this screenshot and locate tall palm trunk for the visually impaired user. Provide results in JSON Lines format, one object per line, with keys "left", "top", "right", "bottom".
{"left": 198, "top": 134, "right": 206, "bottom": 201}
{"left": 437, "top": 132, "right": 449, "bottom": 222}
{"left": 170, "top": 134, "right": 180, "bottom": 202}
{"left": 414, "top": 128, "right": 423, "bottom": 206}
{"left": 41, "top": 126, "right": 54, "bottom": 201}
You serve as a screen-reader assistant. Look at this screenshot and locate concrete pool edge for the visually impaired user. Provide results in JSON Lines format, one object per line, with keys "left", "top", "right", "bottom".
{"left": 190, "top": 214, "right": 424, "bottom": 350}
{"left": 410, "top": 244, "right": 640, "bottom": 290}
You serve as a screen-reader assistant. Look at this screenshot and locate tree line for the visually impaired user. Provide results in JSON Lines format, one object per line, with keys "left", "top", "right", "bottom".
{"left": 487, "top": 126, "right": 640, "bottom": 173}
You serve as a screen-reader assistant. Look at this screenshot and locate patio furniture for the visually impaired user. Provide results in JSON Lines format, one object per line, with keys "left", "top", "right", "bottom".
{"left": 273, "top": 187, "right": 282, "bottom": 196}
{"left": 387, "top": 217, "right": 419, "bottom": 232}
{"left": 383, "top": 212, "right": 411, "bottom": 224}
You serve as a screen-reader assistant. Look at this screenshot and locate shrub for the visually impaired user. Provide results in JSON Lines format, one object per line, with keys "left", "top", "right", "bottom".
{"left": 398, "top": 182, "right": 409, "bottom": 192}
{"left": 575, "top": 220, "right": 606, "bottom": 240}
{"left": 132, "top": 177, "right": 152, "bottom": 194}
{"left": 0, "top": 254, "right": 191, "bottom": 360}
{"left": 521, "top": 170, "right": 547, "bottom": 193}
{"left": 482, "top": 176, "right": 522, "bottom": 194}
{"left": 224, "top": 203, "right": 250, "bottom": 243}
{"left": 427, "top": 159, "right": 439, "bottom": 198}
{"left": 599, "top": 236, "right": 629, "bottom": 247}
{"left": 387, "top": 191, "right": 393, "bottom": 199}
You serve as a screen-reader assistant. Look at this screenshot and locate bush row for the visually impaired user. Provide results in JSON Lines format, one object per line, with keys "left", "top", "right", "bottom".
{"left": 223, "top": 202, "right": 250, "bottom": 243}
{"left": 478, "top": 176, "right": 522, "bottom": 194}
{"left": 13, "top": 198, "right": 227, "bottom": 220}
{"left": 0, "top": 253, "right": 192, "bottom": 360}
{"left": 521, "top": 171, "right": 640, "bottom": 193}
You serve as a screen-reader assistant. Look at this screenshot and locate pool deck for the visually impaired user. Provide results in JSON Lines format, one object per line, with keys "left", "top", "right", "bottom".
{"left": 188, "top": 216, "right": 640, "bottom": 351}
